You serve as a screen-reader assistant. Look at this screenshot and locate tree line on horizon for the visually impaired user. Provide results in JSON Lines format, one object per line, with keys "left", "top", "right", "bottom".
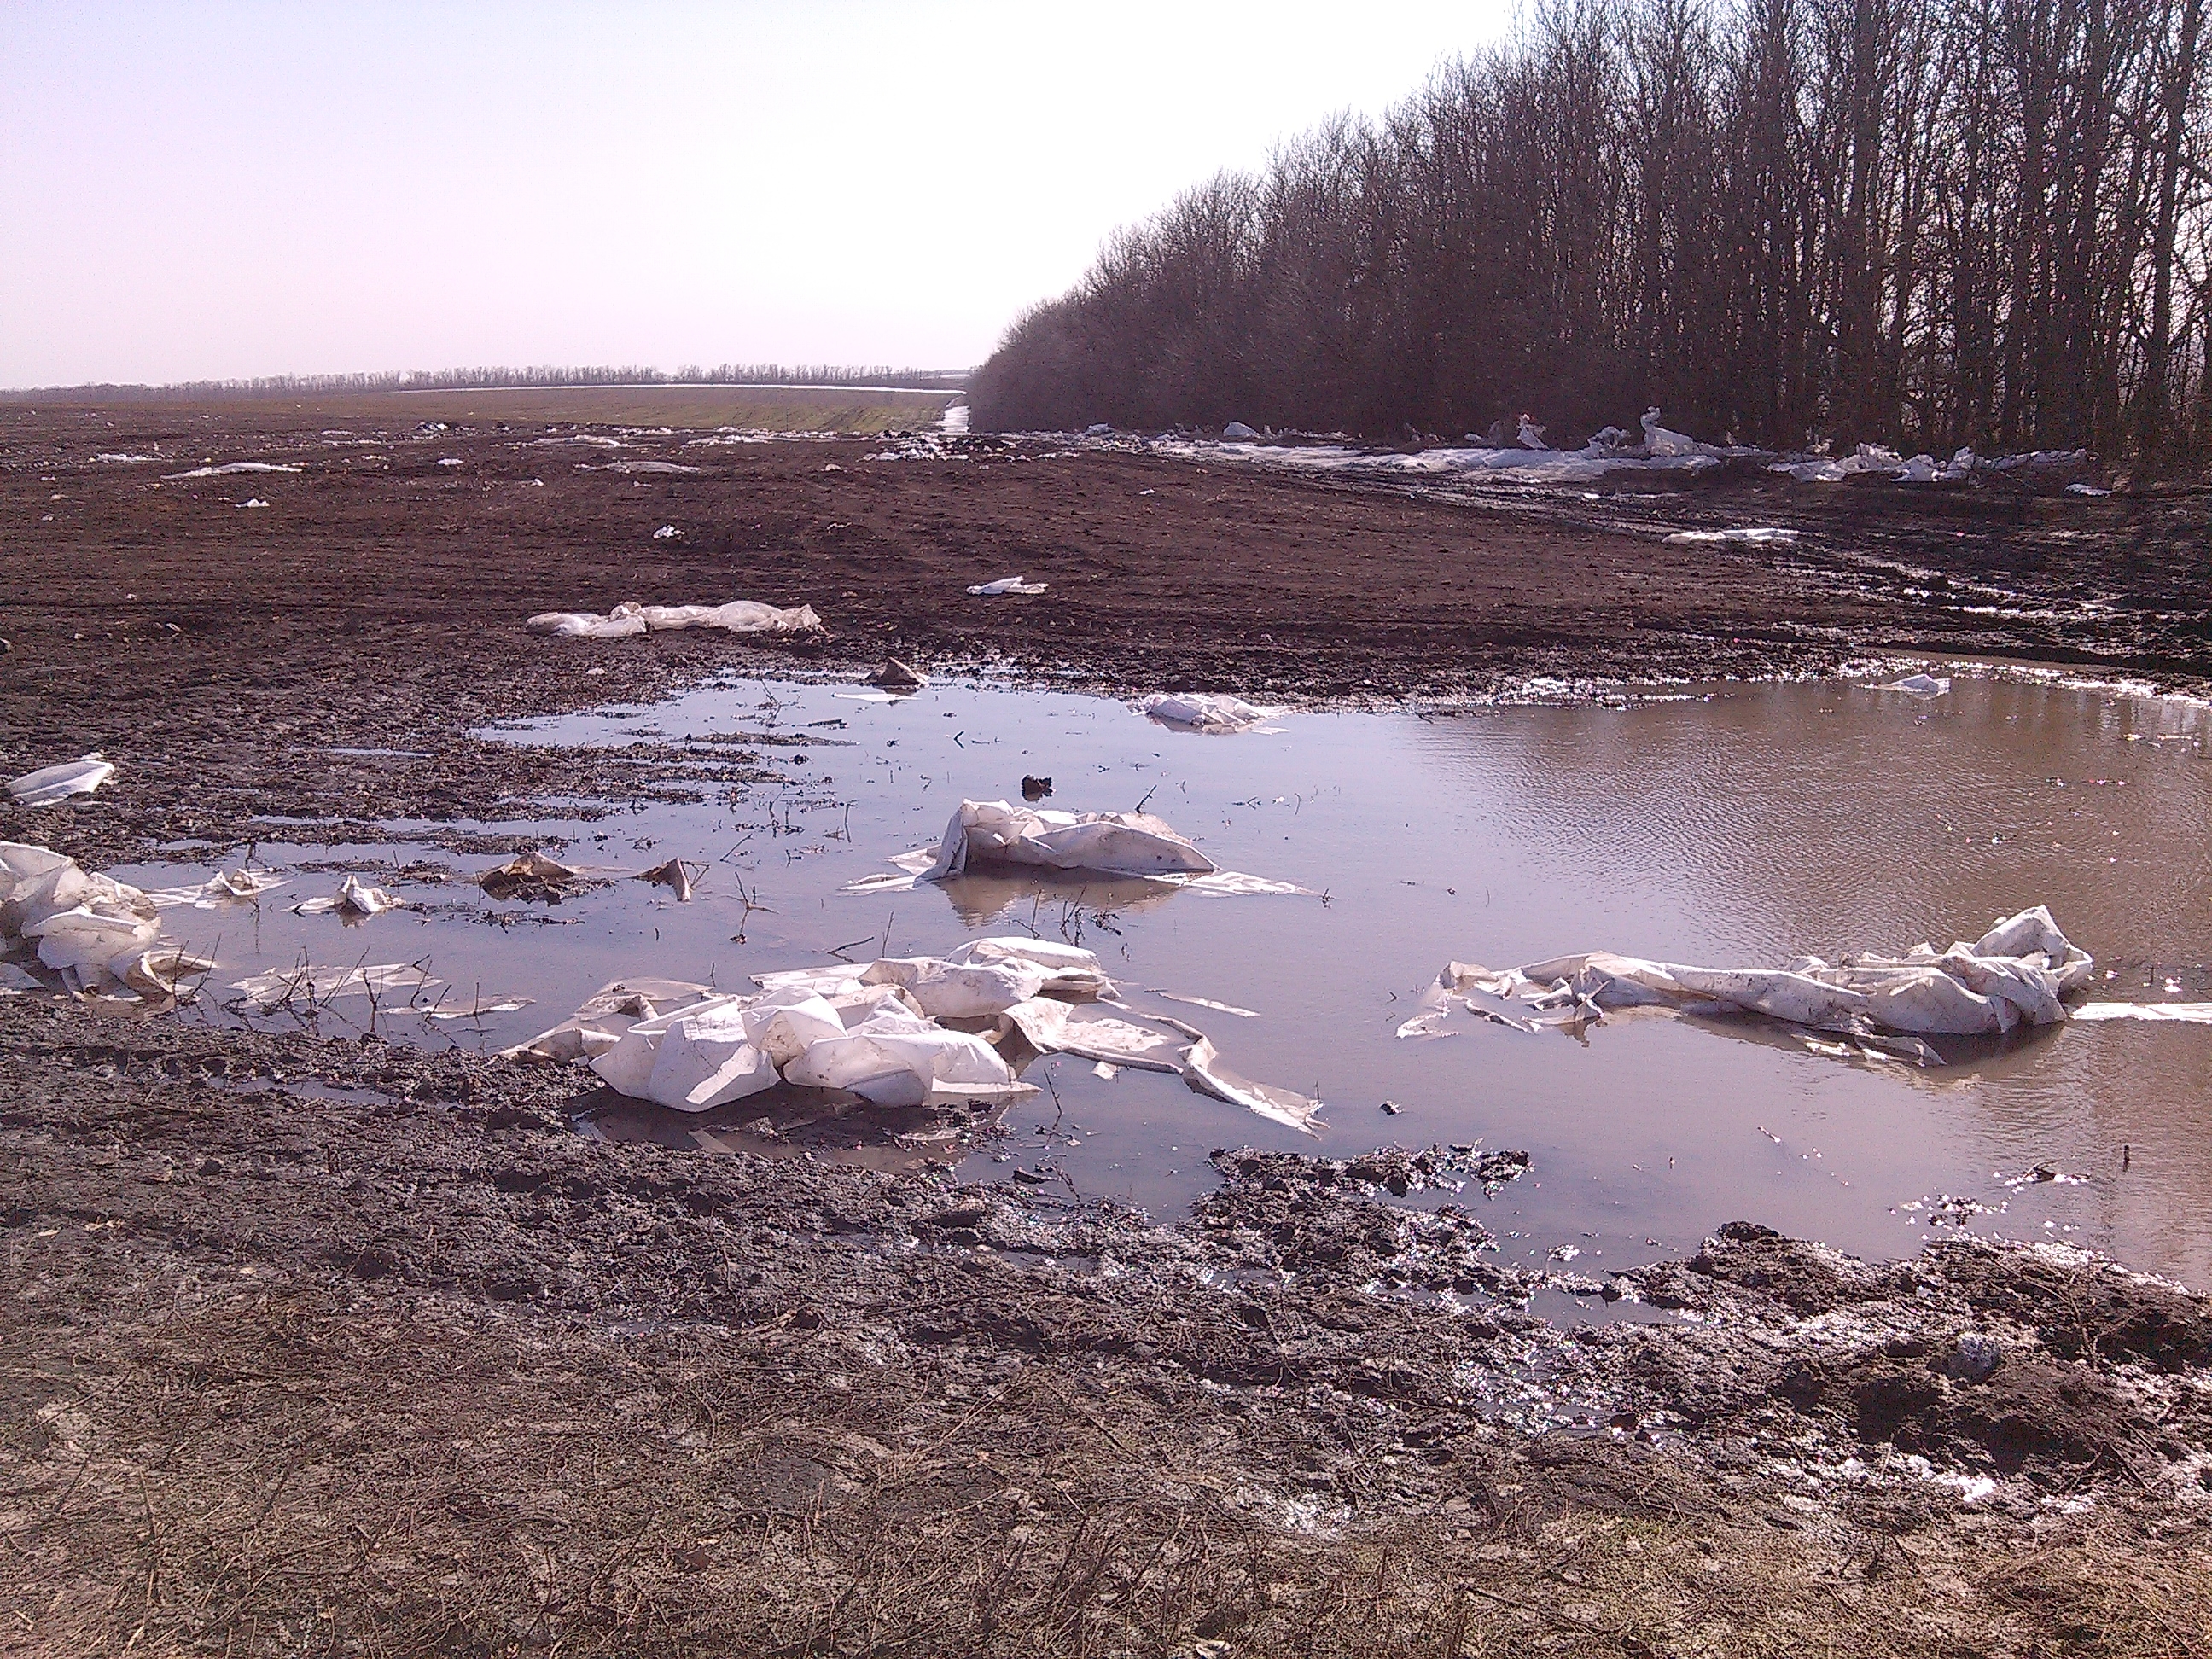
{"left": 3, "top": 364, "right": 969, "bottom": 403}
{"left": 970, "top": 0, "right": 2209, "bottom": 469}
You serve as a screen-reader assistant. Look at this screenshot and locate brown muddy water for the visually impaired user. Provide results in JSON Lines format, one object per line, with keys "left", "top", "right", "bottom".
{"left": 121, "top": 669, "right": 2212, "bottom": 1288}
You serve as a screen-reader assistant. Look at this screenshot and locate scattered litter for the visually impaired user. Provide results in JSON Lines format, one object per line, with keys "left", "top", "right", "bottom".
{"left": 1402, "top": 906, "right": 2101, "bottom": 1058}
{"left": 296, "top": 875, "right": 405, "bottom": 918}
{"left": 2065, "top": 482, "right": 2112, "bottom": 498}
{"left": 1021, "top": 774, "right": 1052, "bottom": 801}
{"left": 1880, "top": 672, "right": 1952, "bottom": 697}
{"left": 1221, "top": 422, "right": 1259, "bottom": 439}
{"left": 637, "top": 858, "right": 696, "bottom": 902}
{"left": 1663, "top": 527, "right": 1799, "bottom": 546}
{"left": 966, "top": 576, "right": 1049, "bottom": 597}
{"left": 163, "top": 461, "right": 301, "bottom": 479}
{"left": 8, "top": 754, "right": 114, "bottom": 807}
{"left": 1139, "top": 692, "right": 1280, "bottom": 732}
{"left": 477, "top": 851, "right": 583, "bottom": 901}
{"left": 651, "top": 524, "right": 684, "bottom": 539}
{"left": 239, "top": 498, "right": 271, "bottom": 509}
{"left": 866, "top": 658, "right": 929, "bottom": 690}
{"left": 526, "top": 599, "right": 822, "bottom": 639}
{"left": 229, "top": 962, "right": 439, "bottom": 1010}
{"left": 612, "top": 462, "right": 704, "bottom": 476}
{"left": 1, "top": 841, "right": 212, "bottom": 1000}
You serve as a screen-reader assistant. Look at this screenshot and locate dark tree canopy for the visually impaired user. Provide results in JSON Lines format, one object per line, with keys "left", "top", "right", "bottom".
{"left": 974, "top": 0, "right": 2211, "bottom": 468}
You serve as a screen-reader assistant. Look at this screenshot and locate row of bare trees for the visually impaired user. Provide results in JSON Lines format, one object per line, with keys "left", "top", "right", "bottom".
{"left": 972, "top": 0, "right": 2210, "bottom": 467}
{"left": 7, "top": 364, "right": 969, "bottom": 403}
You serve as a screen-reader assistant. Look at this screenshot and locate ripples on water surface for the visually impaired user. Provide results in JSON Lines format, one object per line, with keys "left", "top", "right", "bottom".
{"left": 123, "top": 671, "right": 2212, "bottom": 1287}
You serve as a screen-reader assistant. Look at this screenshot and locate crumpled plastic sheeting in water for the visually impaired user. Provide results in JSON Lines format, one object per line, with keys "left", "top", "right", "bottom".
{"left": 9, "top": 754, "right": 114, "bottom": 807}
{"left": 847, "top": 800, "right": 1310, "bottom": 898}
{"left": 148, "top": 869, "right": 288, "bottom": 908}
{"left": 1, "top": 841, "right": 213, "bottom": 1000}
{"left": 1401, "top": 906, "right": 2100, "bottom": 1057}
{"left": 2070, "top": 1001, "right": 2212, "bottom": 1024}
{"left": 507, "top": 935, "right": 1324, "bottom": 1130}
{"left": 296, "top": 876, "right": 405, "bottom": 917}
{"left": 1881, "top": 673, "right": 1952, "bottom": 697}
{"left": 1140, "top": 692, "right": 1280, "bottom": 733}
{"left": 916, "top": 799, "right": 1216, "bottom": 881}
{"left": 230, "top": 963, "right": 441, "bottom": 1011}
{"left": 525, "top": 599, "right": 823, "bottom": 639}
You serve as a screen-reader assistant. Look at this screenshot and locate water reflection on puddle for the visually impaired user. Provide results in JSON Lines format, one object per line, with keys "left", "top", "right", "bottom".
{"left": 119, "top": 671, "right": 2212, "bottom": 1287}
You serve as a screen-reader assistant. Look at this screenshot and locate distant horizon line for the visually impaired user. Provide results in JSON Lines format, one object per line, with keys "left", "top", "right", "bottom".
{"left": 0, "top": 364, "right": 976, "bottom": 402}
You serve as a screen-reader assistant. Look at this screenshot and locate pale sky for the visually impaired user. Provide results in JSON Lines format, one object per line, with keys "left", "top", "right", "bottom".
{"left": 0, "top": 3, "right": 1511, "bottom": 387}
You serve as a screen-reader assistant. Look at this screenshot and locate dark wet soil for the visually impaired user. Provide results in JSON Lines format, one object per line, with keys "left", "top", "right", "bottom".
{"left": 4, "top": 403, "right": 2206, "bottom": 870}
{"left": 4, "top": 404, "right": 2210, "bottom": 1656}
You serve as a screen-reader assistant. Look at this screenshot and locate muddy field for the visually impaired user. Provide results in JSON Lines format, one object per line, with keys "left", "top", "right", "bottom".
{"left": 3, "top": 402, "right": 2210, "bottom": 1656}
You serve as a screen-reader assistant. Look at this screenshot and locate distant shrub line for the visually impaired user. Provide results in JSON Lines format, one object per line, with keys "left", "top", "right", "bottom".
{"left": 971, "top": 0, "right": 2210, "bottom": 467}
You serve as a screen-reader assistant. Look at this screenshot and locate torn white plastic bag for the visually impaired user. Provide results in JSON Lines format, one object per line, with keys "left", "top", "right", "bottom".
{"left": 966, "top": 577, "right": 1048, "bottom": 596}
{"left": 9, "top": 754, "right": 114, "bottom": 808}
{"left": 1402, "top": 906, "right": 2099, "bottom": 1057}
{"left": 526, "top": 599, "right": 823, "bottom": 639}
{"left": 297, "top": 875, "right": 405, "bottom": 917}
{"left": 1139, "top": 692, "right": 1279, "bottom": 733}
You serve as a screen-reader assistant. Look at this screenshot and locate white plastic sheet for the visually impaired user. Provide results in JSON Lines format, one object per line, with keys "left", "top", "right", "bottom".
{"left": 9, "top": 754, "right": 114, "bottom": 807}
{"left": 1663, "top": 527, "right": 1799, "bottom": 547}
{"left": 1139, "top": 692, "right": 1278, "bottom": 733}
{"left": 296, "top": 875, "right": 404, "bottom": 917}
{"left": 1881, "top": 673, "right": 1952, "bottom": 697}
{"left": 916, "top": 799, "right": 1216, "bottom": 881}
{"left": 1, "top": 841, "right": 212, "bottom": 999}
{"left": 514, "top": 936, "right": 1320, "bottom": 1130}
{"left": 230, "top": 963, "right": 440, "bottom": 1010}
{"left": 966, "top": 577, "right": 1049, "bottom": 597}
{"left": 1402, "top": 906, "right": 2100, "bottom": 1057}
{"left": 148, "top": 869, "right": 288, "bottom": 908}
{"left": 526, "top": 599, "right": 822, "bottom": 639}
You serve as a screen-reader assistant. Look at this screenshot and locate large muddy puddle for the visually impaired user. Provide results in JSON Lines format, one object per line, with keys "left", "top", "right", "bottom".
{"left": 120, "top": 670, "right": 2212, "bottom": 1286}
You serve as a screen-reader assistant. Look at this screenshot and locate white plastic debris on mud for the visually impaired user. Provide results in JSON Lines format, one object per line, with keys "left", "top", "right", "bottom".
{"left": 1139, "top": 692, "right": 1279, "bottom": 733}
{"left": 1, "top": 841, "right": 213, "bottom": 1000}
{"left": 966, "top": 576, "right": 1049, "bottom": 597}
{"left": 296, "top": 875, "right": 405, "bottom": 918}
{"left": 1663, "top": 527, "right": 1800, "bottom": 546}
{"left": 1222, "top": 422, "right": 1259, "bottom": 439}
{"left": 525, "top": 599, "right": 823, "bottom": 639}
{"left": 508, "top": 936, "right": 1324, "bottom": 1132}
{"left": 610, "top": 461, "right": 704, "bottom": 476}
{"left": 1400, "top": 906, "right": 2109, "bottom": 1060}
{"left": 8, "top": 754, "right": 114, "bottom": 808}
{"left": 162, "top": 461, "right": 302, "bottom": 479}
{"left": 850, "top": 799, "right": 1309, "bottom": 898}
